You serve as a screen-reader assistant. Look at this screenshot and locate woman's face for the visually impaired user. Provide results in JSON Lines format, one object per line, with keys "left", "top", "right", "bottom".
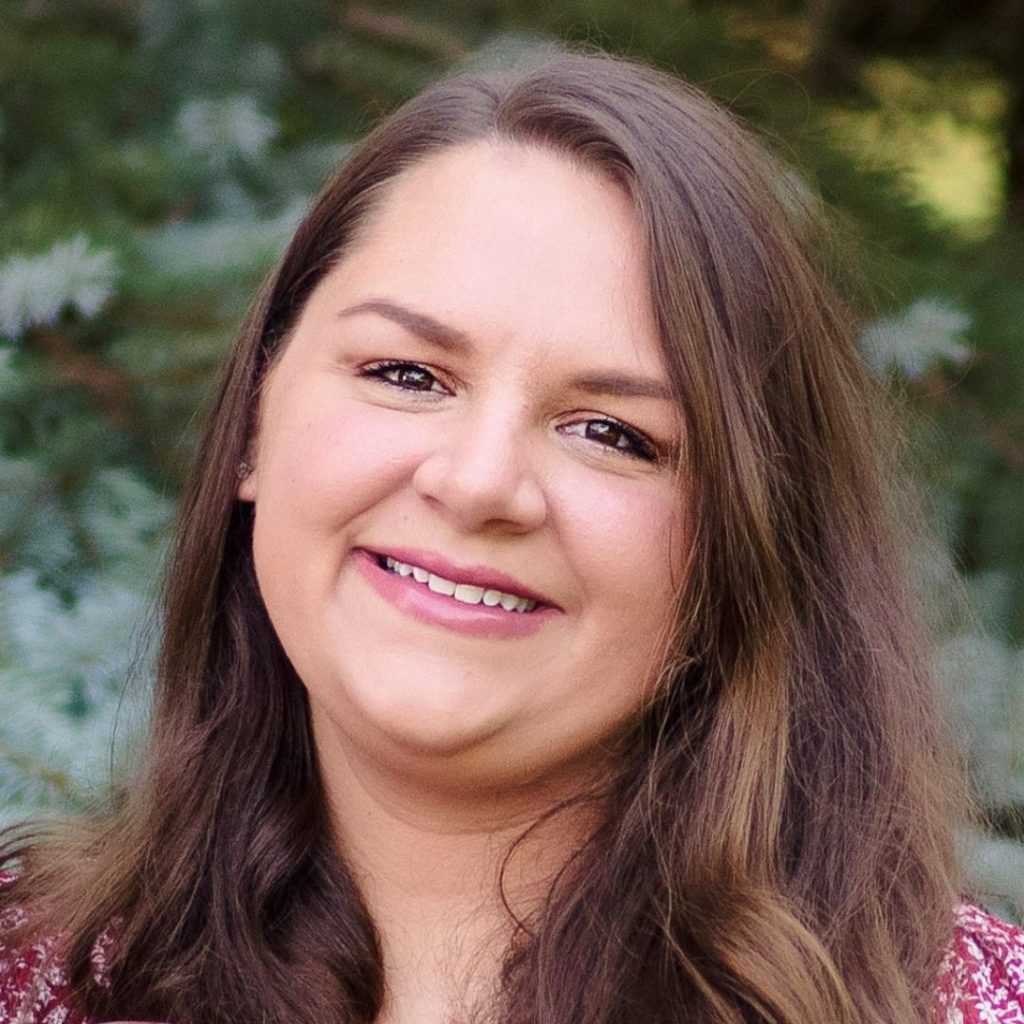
{"left": 241, "top": 141, "right": 687, "bottom": 793}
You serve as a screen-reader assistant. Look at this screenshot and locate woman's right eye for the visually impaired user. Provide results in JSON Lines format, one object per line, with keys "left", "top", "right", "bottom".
{"left": 360, "top": 361, "right": 448, "bottom": 394}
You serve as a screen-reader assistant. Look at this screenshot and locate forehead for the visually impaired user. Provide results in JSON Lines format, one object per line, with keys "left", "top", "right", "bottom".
{"left": 306, "top": 140, "right": 664, "bottom": 378}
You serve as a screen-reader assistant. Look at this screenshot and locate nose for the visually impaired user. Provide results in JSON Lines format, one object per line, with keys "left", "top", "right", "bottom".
{"left": 411, "top": 405, "right": 548, "bottom": 534}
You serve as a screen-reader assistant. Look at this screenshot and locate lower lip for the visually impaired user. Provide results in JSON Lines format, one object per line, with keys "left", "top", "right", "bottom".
{"left": 353, "top": 549, "right": 558, "bottom": 639}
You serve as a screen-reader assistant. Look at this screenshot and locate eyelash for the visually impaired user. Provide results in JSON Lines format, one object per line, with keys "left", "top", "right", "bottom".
{"left": 359, "top": 360, "right": 662, "bottom": 464}
{"left": 361, "top": 360, "right": 450, "bottom": 395}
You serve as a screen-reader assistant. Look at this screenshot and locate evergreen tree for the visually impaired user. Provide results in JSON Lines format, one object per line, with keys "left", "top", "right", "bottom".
{"left": 1, "top": 0, "right": 1021, "bottom": 918}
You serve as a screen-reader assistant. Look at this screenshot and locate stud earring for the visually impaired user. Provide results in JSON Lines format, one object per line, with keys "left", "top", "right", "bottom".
{"left": 237, "top": 460, "right": 254, "bottom": 480}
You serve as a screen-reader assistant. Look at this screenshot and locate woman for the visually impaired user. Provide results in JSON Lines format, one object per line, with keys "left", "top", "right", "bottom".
{"left": 1, "top": 48, "right": 1021, "bottom": 1024}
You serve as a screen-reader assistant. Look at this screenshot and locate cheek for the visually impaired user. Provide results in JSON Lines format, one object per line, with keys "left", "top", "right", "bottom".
{"left": 552, "top": 470, "right": 686, "bottom": 715}
{"left": 528, "top": 477, "right": 685, "bottom": 759}
{"left": 557, "top": 471, "right": 684, "bottom": 619}
{"left": 255, "top": 393, "right": 429, "bottom": 533}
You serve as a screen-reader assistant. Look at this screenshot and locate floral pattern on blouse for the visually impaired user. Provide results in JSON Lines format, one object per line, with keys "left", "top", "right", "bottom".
{"left": 2, "top": 870, "right": 1022, "bottom": 1022}
{"left": 934, "top": 902, "right": 1024, "bottom": 1023}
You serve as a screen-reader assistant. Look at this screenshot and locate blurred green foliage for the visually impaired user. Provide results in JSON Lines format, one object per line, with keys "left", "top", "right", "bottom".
{"left": 0, "top": 0, "right": 1022, "bottom": 914}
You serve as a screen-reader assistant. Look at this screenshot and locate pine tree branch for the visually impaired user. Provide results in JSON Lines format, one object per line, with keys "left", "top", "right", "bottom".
{"left": 917, "top": 369, "right": 1024, "bottom": 471}
{"left": 32, "top": 326, "right": 134, "bottom": 428}
{"left": 0, "top": 745, "right": 74, "bottom": 799}
{"left": 341, "top": 5, "right": 468, "bottom": 61}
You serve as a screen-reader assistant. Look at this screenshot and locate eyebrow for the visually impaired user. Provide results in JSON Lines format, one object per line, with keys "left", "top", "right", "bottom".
{"left": 569, "top": 371, "right": 674, "bottom": 401}
{"left": 338, "top": 298, "right": 470, "bottom": 353}
{"left": 338, "top": 297, "right": 675, "bottom": 402}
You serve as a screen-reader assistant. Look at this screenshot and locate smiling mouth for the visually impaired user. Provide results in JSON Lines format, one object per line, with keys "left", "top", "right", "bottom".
{"left": 374, "top": 554, "right": 539, "bottom": 613}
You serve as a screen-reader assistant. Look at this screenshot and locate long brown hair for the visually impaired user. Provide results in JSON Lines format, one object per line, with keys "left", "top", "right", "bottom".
{"left": 2, "top": 49, "right": 964, "bottom": 1024}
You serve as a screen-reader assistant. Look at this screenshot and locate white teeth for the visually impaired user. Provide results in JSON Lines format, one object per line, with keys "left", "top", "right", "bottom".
{"left": 381, "top": 557, "right": 537, "bottom": 613}
{"left": 427, "top": 573, "right": 456, "bottom": 596}
{"left": 453, "top": 584, "right": 485, "bottom": 605}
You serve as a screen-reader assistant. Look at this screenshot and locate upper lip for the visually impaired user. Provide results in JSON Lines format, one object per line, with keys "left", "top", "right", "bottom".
{"left": 364, "top": 546, "right": 558, "bottom": 609}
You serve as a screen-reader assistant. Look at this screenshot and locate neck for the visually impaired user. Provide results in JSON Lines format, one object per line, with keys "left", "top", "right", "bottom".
{"left": 320, "top": 741, "right": 599, "bottom": 1024}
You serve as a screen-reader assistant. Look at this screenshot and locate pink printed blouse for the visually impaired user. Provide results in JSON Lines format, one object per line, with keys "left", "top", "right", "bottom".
{"left": 1, "top": 871, "right": 1022, "bottom": 1022}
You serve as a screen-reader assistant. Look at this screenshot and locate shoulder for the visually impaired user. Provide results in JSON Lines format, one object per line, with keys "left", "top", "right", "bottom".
{"left": 0, "top": 868, "right": 91, "bottom": 1024}
{"left": 935, "top": 901, "right": 1024, "bottom": 1023}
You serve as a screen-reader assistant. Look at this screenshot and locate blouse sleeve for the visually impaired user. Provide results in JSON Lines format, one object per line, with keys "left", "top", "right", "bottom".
{"left": 935, "top": 902, "right": 1024, "bottom": 1023}
{"left": 0, "top": 869, "right": 88, "bottom": 1024}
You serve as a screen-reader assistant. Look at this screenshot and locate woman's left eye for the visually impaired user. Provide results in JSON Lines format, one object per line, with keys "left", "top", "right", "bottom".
{"left": 359, "top": 361, "right": 449, "bottom": 394}
{"left": 562, "top": 418, "right": 659, "bottom": 462}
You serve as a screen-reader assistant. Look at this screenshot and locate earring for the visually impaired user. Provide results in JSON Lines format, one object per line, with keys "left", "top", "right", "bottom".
{"left": 237, "top": 460, "right": 254, "bottom": 480}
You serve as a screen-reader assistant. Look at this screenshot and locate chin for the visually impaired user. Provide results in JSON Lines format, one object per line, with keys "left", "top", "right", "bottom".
{"left": 377, "top": 707, "right": 507, "bottom": 759}
{"left": 338, "top": 665, "right": 518, "bottom": 757}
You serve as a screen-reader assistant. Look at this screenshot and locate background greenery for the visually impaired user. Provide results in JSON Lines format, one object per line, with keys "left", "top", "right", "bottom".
{"left": 1, "top": 0, "right": 1022, "bottom": 917}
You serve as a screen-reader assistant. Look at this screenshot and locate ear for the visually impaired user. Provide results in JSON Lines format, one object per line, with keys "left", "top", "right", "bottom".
{"left": 236, "top": 455, "right": 257, "bottom": 503}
